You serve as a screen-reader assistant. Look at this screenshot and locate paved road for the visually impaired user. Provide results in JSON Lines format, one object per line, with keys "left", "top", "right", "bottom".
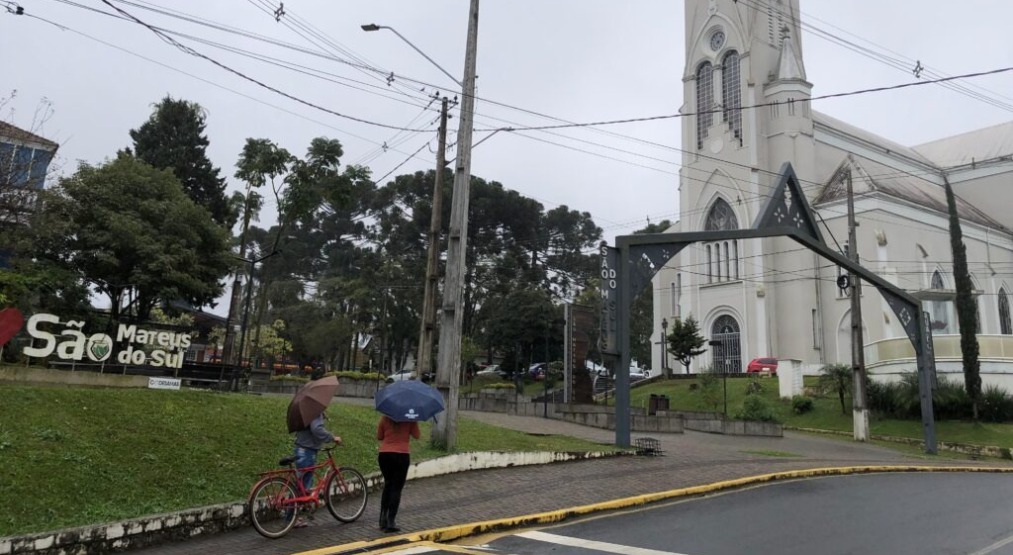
{"left": 448, "top": 472, "right": 1013, "bottom": 555}
{"left": 132, "top": 404, "right": 1002, "bottom": 555}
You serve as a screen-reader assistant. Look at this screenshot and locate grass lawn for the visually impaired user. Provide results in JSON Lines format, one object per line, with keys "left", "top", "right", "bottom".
{"left": 629, "top": 376, "right": 1013, "bottom": 448}
{"left": 0, "top": 385, "right": 615, "bottom": 537}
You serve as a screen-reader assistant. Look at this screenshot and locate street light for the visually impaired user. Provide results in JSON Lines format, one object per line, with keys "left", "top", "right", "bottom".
{"left": 660, "top": 318, "right": 668, "bottom": 377}
{"left": 360, "top": 23, "right": 462, "bottom": 87}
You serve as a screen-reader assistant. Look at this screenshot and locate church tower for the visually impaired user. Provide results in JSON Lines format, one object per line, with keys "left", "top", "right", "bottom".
{"left": 658, "top": 0, "right": 821, "bottom": 374}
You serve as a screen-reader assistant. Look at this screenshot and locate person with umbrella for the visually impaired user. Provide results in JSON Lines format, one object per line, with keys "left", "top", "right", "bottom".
{"left": 374, "top": 380, "right": 445, "bottom": 533}
{"left": 287, "top": 374, "right": 342, "bottom": 528}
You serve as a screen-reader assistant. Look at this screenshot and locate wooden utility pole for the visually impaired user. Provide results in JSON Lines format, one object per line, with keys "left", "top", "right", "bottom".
{"left": 847, "top": 170, "right": 870, "bottom": 441}
{"left": 416, "top": 97, "right": 449, "bottom": 382}
{"left": 432, "top": 0, "right": 479, "bottom": 450}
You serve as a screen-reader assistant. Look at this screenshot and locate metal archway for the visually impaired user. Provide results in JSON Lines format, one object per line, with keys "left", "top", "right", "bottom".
{"left": 600, "top": 163, "right": 938, "bottom": 453}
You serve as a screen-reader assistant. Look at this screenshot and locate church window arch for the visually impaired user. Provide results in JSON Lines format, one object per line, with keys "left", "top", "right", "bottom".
{"left": 721, "top": 51, "right": 742, "bottom": 143}
{"left": 704, "top": 198, "right": 739, "bottom": 283}
{"left": 1000, "top": 288, "right": 1012, "bottom": 335}
{"left": 696, "top": 62, "right": 714, "bottom": 149}
{"left": 929, "top": 270, "right": 952, "bottom": 335}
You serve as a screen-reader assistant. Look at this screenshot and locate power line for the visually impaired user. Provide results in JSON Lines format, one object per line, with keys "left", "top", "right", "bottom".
{"left": 97, "top": 0, "right": 434, "bottom": 133}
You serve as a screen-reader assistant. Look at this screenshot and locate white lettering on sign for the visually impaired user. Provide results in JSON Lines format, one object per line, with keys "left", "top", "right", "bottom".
{"left": 148, "top": 377, "right": 181, "bottom": 390}
{"left": 22, "top": 313, "right": 191, "bottom": 369}
{"left": 599, "top": 243, "right": 619, "bottom": 355}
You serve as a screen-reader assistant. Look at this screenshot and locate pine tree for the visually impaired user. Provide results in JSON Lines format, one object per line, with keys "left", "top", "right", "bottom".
{"left": 128, "top": 96, "right": 230, "bottom": 227}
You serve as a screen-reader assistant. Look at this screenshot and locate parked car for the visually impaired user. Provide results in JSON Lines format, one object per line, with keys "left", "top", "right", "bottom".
{"left": 630, "top": 368, "right": 651, "bottom": 382}
{"left": 386, "top": 369, "right": 416, "bottom": 383}
{"left": 528, "top": 362, "right": 548, "bottom": 380}
{"left": 746, "top": 357, "right": 778, "bottom": 376}
{"left": 476, "top": 364, "right": 508, "bottom": 379}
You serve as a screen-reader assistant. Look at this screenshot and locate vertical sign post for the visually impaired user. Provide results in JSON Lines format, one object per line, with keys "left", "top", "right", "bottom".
{"left": 599, "top": 241, "right": 619, "bottom": 357}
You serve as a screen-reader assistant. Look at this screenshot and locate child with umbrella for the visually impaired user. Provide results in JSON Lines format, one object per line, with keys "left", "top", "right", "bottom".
{"left": 374, "top": 380, "right": 445, "bottom": 533}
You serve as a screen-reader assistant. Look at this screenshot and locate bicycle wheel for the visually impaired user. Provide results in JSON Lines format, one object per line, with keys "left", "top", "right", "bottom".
{"left": 325, "top": 467, "right": 368, "bottom": 522}
{"left": 248, "top": 476, "right": 299, "bottom": 538}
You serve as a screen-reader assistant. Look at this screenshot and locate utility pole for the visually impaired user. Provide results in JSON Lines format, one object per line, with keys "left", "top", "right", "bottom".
{"left": 416, "top": 97, "right": 449, "bottom": 382}
{"left": 432, "top": 0, "right": 479, "bottom": 450}
{"left": 222, "top": 184, "right": 255, "bottom": 366}
{"left": 847, "top": 170, "right": 870, "bottom": 441}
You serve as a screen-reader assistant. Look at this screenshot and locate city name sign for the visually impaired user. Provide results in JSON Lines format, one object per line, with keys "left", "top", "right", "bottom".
{"left": 23, "top": 313, "right": 192, "bottom": 369}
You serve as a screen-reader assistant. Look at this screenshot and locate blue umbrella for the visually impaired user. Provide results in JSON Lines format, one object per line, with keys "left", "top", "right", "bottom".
{"left": 374, "top": 380, "right": 446, "bottom": 422}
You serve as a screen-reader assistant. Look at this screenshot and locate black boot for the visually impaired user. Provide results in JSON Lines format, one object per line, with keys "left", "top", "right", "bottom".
{"left": 384, "top": 519, "right": 401, "bottom": 533}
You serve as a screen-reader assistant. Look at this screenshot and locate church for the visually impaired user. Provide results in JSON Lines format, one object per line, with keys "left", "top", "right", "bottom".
{"left": 651, "top": 0, "right": 1013, "bottom": 389}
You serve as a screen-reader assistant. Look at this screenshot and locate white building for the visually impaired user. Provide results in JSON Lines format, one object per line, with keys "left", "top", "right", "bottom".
{"left": 652, "top": 0, "right": 1013, "bottom": 389}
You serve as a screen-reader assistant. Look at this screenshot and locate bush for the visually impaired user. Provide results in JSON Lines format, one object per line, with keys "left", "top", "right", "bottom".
{"left": 980, "top": 384, "right": 1013, "bottom": 423}
{"left": 791, "top": 395, "right": 814, "bottom": 415}
{"left": 735, "top": 395, "right": 780, "bottom": 423}
{"left": 697, "top": 367, "right": 721, "bottom": 412}
{"left": 745, "top": 379, "right": 763, "bottom": 395}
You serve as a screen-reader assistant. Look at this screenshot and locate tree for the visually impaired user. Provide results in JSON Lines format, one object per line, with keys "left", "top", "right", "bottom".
{"left": 128, "top": 96, "right": 230, "bottom": 227}
{"left": 944, "top": 177, "right": 981, "bottom": 421}
{"left": 665, "top": 316, "right": 706, "bottom": 374}
{"left": 31, "top": 155, "right": 232, "bottom": 322}
{"left": 819, "top": 363, "right": 852, "bottom": 415}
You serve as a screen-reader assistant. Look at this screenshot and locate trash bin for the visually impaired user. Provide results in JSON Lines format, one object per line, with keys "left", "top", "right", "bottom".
{"left": 648, "top": 393, "right": 659, "bottom": 416}
{"left": 658, "top": 394, "right": 670, "bottom": 412}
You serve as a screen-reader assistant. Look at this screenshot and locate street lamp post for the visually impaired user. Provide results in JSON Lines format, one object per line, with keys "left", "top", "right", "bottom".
{"left": 709, "top": 339, "right": 725, "bottom": 415}
{"left": 660, "top": 318, "right": 668, "bottom": 378}
{"left": 361, "top": 24, "right": 462, "bottom": 88}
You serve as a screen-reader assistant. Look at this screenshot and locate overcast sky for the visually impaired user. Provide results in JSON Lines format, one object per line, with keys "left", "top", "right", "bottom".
{"left": 5, "top": 0, "right": 1013, "bottom": 315}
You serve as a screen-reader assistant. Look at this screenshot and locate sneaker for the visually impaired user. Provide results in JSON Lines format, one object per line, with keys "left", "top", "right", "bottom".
{"left": 294, "top": 517, "right": 310, "bottom": 529}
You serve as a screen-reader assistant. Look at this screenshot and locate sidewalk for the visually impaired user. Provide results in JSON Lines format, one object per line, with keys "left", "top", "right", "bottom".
{"left": 131, "top": 405, "right": 995, "bottom": 555}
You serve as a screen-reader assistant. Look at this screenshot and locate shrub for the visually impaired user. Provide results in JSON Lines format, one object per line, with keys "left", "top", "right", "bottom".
{"left": 980, "top": 384, "right": 1013, "bottom": 423}
{"left": 735, "top": 395, "right": 780, "bottom": 423}
{"left": 745, "top": 379, "right": 763, "bottom": 395}
{"left": 791, "top": 395, "right": 814, "bottom": 415}
{"left": 932, "top": 376, "right": 971, "bottom": 421}
{"left": 697, "top": 367, "right": 721, "bottom": 412}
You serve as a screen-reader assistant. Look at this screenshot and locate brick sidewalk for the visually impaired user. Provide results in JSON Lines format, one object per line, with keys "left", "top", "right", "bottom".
{"left": 129, "top": 406, "right": 975, "bottom": 555}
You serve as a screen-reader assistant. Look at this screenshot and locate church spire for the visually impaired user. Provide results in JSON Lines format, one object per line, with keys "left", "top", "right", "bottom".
{"left": 775, "top": 26, "right": 806, "bottom": 81}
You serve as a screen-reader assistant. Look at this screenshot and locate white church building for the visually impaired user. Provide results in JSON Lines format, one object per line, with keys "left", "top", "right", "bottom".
{"left": 651, "top": 0, "right": 1013, "bottom": 389}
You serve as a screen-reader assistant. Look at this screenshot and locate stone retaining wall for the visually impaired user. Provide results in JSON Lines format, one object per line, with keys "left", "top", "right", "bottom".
{"left": 0, "top": 367, "right": 148, "bottom": 388}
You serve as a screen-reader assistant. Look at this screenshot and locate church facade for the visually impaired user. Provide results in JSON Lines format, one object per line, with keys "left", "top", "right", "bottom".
{"left": 651, "top": 0, "right": 1013, "bottom": 388}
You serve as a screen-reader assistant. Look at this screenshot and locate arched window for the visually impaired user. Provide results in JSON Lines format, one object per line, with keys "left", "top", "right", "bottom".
{"left": 704, "top": 199, "right": 739, "bottom": 282}
{"left": 930, "top": 270, "right": 951, "bottom": 334}
{"left": 1000, "top": 288, "right": 1012, "bottom": 335}
{"left": 696, "top": 62, "right": 714, "bottom": 149}
{"left": 722, "top": 51, "right": 742, "bottom": 142}
{"left": 711, "top": 315, "right": 741, "bottom": 373}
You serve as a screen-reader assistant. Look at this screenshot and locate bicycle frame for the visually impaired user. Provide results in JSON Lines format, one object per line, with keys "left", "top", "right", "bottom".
{"left": 251, "top": 448, "right": 340, "bottom": 508}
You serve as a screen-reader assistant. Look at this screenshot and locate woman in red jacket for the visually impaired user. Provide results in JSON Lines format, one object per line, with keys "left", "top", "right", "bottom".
{"left": 376, "top": 415, "right": 420, "bottom": 532}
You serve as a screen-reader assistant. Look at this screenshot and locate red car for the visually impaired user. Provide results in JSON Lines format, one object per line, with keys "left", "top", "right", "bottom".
{"left": 746, "top": 357, "right": 778, "bottom": 376}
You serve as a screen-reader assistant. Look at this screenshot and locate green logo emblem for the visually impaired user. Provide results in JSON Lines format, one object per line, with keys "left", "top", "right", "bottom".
{"left": 87, "top": 335, "right": 113, "bottom": 362}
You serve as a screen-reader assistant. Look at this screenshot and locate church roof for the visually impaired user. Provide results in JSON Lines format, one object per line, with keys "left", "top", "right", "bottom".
{"left": 912, "top": 120, "right": 1013, "bottom": 168}
{"left": 813, "top": 155, "right": 1005, "bottom": 230}
{"left": 813, "top": 111, "right": 937, "bottom": 167}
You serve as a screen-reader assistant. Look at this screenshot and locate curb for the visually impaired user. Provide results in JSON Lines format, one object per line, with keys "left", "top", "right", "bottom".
{"left": 786, "top": 426, "right": 1013, "bottom": 460}
{"left": 0, "top": 450, "right": 629, "bottom": 555}
{"left": 292, "top": 464, "right": 1013, "bottom": 555}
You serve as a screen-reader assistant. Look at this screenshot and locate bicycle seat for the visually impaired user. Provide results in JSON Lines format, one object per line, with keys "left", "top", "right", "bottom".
{"left": 279, "top": 456, "right": 296, "bottom": 466}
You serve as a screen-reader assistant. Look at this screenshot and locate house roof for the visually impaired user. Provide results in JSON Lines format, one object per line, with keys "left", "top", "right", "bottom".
{"left": 0, "top": 121, "right": 58, "bottom": 151}
{"left": 813, "top": 155, "right": 1006, "bottom": 230}
{"left": 912, "top": 120, "right": 1013, "bottom": 168}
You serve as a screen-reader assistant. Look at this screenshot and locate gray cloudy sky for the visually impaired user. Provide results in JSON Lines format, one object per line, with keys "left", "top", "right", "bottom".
{"left": 5, "top": 0, "right": 1013, "bottom": 314}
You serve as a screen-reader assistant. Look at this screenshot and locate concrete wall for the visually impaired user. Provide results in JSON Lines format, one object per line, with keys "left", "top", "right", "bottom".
{"left": 0, "top": 366, "right": 148, "bottom": 388}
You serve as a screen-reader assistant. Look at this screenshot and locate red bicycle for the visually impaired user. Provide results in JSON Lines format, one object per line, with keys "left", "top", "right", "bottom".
{"left": 248, "top": 446, "right": 368, "bottom": 538}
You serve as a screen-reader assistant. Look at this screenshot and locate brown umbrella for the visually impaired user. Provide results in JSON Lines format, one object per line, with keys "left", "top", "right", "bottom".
{"left": 286, "top": 376, "right": 339, "bottom": 432}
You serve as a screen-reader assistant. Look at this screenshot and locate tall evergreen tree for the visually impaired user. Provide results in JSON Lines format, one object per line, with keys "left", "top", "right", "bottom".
{"left": 944, "top": 177, "right": 981, "bottom": 420}
{"left": 128, "top": 96, "right": 230, "bottom": 227}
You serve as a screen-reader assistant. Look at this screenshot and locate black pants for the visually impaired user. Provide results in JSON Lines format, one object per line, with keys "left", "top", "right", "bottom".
{"left": 378, "top": 452, "right": 410, "bottom": 523}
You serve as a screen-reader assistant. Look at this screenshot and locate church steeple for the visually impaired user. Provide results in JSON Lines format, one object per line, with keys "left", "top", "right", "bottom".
{"left": 775, "top": 28, "right": 806, "bottom": 82}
